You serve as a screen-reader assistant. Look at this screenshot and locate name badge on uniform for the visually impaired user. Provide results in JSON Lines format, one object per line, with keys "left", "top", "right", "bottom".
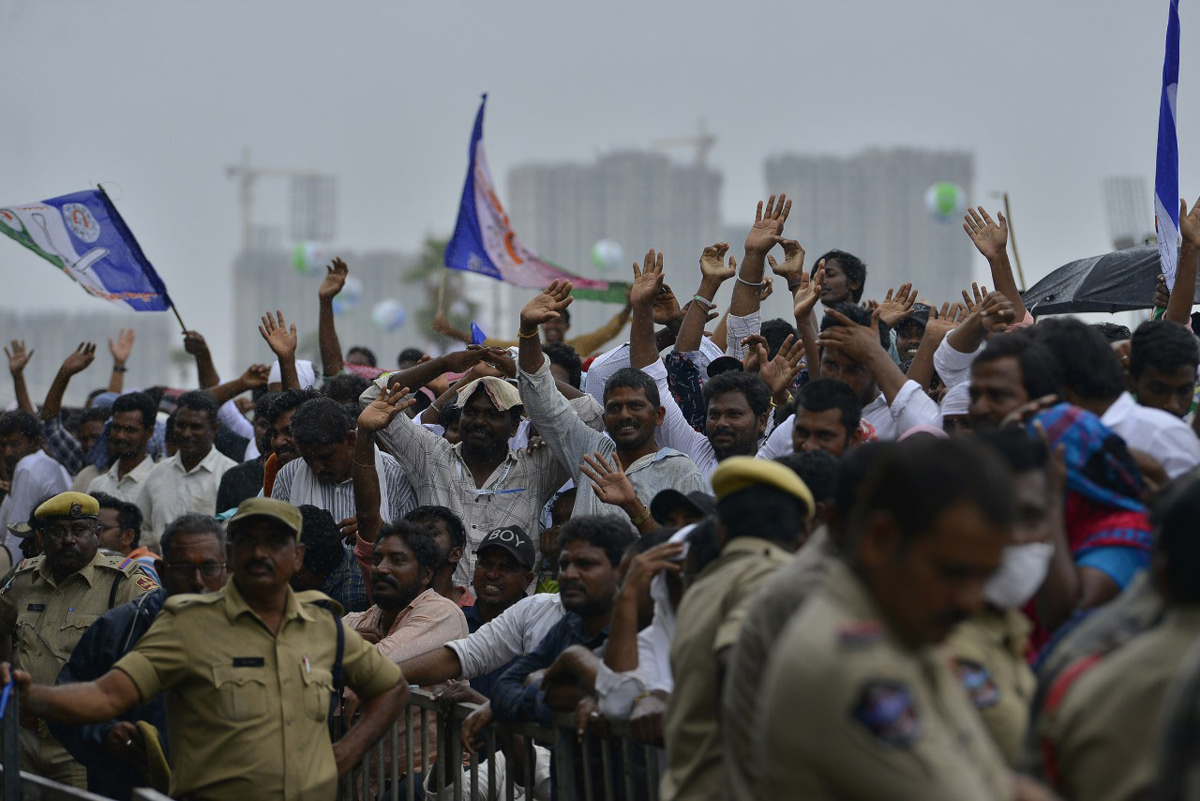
{"left": 232, "top": 657, "right": 265, "bottom": 668}
{"left": 25, "top": 604, "right": 45, "bottom": 612}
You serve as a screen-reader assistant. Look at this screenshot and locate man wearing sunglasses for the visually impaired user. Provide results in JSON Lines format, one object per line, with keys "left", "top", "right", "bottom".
{"left": 51, "top": 512, "right": 227, "bottom": 800}
{"left": 0, "top": 491, "right": 160, "bottom": 788}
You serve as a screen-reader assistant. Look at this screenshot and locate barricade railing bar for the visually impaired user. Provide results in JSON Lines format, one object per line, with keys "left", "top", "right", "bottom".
{"left": 338, "top": 689, "right": 662, "bottom": 801}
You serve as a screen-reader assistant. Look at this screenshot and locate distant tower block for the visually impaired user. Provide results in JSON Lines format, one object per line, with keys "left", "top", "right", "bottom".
{"left": 290, "top": 175, "right": 337, "bottom": 242}
{"left": 1103, "top": 176, "right": 1153, "bottom": 251}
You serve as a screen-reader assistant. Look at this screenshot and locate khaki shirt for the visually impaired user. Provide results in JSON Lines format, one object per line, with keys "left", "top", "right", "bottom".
{"left": 1041, "top": 607, "right": 1200, "bottom": 801}
{"left": 757, "top": 560, "right": 1014, "bottom": 801}
{"left": 662, "top": 536, "right": 792, "bottom": 801}
{"left": 941, "top": 608, "right": 1034, "bottom": 767}
{"left": 0, "top": 551, "right": 159, "bottom": 685}
{"left": 115, "top": 580, "right": 403, "bottom": 801}
{"left": 723, "top": 526, "right": 839, "bottom": 801}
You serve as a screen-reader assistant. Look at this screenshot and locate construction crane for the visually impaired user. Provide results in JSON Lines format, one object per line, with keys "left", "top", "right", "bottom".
{"left": 225, "top": 147, "right": 336, "bottom": 253}
{"left": 651, "top": 119, "right": 716, "bottom": 167}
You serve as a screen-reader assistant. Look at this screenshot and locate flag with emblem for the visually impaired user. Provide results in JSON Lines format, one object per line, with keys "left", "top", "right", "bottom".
{"left": 444, "top": 95, "right": 629, "bottom": 302}
{"left": 1155, "top": 0, "right": 1182, "bottom": 288}
{"left": 0, "top": 187, "right": 172, "bottom": 311}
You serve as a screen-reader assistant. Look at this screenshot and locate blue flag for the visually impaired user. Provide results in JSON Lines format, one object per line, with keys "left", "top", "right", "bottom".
{"left": 444, "top": 95, "right": 628, "bottom": 303}
{"left": 0, "top": 188, "right": 172, "bottom": 311}
{"left": 470, "top": 322, "right": 488, "bottom": 345}
{"left": 1156, "top": 0, "right": 1182, "bottom": 288}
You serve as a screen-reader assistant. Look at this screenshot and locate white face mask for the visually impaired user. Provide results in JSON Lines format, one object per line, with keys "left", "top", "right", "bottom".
{"left": 983, "top": 542, "right": 1054, "bottom": 609}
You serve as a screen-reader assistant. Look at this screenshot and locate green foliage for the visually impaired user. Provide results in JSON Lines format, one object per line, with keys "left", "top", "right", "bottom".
{"left": 402, "top": 235, "right": 479, "bottom": 346}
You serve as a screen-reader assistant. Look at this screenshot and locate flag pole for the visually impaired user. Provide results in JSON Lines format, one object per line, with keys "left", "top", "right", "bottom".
{"left": 1001, "top": 192, "right": 1027, "bottom": 292}
{"left": 436, "top": 271, "right": 448, "bottom": 314}
{"left": 170, "top": 304, "right": 188, "bottom": 334}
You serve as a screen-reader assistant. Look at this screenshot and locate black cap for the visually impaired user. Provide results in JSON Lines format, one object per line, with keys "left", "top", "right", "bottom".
{"left": 650, "top": 489, "right": 717, "bottom": 524}
{"left": 476, "top": 525, "right": 537, "bottom": 569}
{"left": 707, "top": 356, "right": 743, "bottom": 378}
{"left": 896, "top": 303, "right": 931, "bottom": 331}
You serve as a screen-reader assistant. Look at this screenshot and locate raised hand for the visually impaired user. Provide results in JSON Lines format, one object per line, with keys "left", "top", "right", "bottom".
{"left": 963, "top": 206, "right": 1009, "bottom": 262}
{"left": 259, "top": 310, "right": 298, "bottom": 358}
{"left": 793, "top": 262, "right": 825, "bottom": 319}
{"left": 699, "top": 242, "right": 736, "bottom": 282}
{"left": 653, "top": 283, "right": 684, "bottom": 326}
{"left": 759, "top": 276, "right": 775, "bottom": 302}
{"left": 108, "top": 328, "right": 135, "bottom": 366}
{"left": 520, "top": 280, "right": 574, "bottom": 329}
{"left": 319, "top": 257, "right": 349, "bottom": 301}
{"left": 1181, "top": 197, "right": 1200, "bottom": 248}
{"left": 579, "top": 451, "right": 638, "bottom": 508}
{"left": 877, "top": 283, "right": 918, "bottom": 327}
{"left": 740, "top": 334, "right": 769, "bottom": 373}
{"left": 757, "top": 335, "right": 806, "bottom": 397}
{"left": 1153, "top": 275, "right": 1171, "bottom": 310}
{"left": 182, "top": 330, "right": 209, "bottom": 356}
{"left": 630, "top": 250, "right": 665, "bottom": 309}
{"left": 977, "top": 291, "right": 1016, "bottom": 333}
{"left": 61, "top": 342, "right": 97, "bottom": 376}
{"left": 817, "top": 308, "right": 885, "bottom": 363}
{"left": 359, "top": 384, "right": 416, "bottom": 433}
{"left": 5, "top": 340, "right": 33, "bottom": 376}
{"left": 442, "top": 346, "right": 509, "bottom": 375}
{"left": 745, "top": 194, "right": 791, "bottom": 255}
{"left": 766, "top": 238, "right": 806, "bottom": 280}
{"left": 924, "top": 304, "right": 962, "bottom": 340}
{"left": 240, "top": 364, "right": 271, "bottom": 388}
{"left": 961, "top": 282, "right": 988, "bottom": 313}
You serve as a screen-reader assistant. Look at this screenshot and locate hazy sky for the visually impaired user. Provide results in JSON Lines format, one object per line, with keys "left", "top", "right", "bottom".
{"left": 1, "top": 0, "right": 1194, "bottom": 374}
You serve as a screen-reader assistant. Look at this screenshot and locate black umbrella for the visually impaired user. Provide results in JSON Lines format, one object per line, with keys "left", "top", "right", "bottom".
{"left": 1022, "top": 244, "right": 1200, "bottom": 315}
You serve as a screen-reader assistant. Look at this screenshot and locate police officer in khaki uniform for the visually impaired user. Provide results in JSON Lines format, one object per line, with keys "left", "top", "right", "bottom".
{"left": 756, "top": 437, "right": 1055, "bottom": 800}
{"left": 1, "top": 497, "right": 411, "bottom": 801}
{"left": 0, "top": 491, "right": 159, "bottom": 787}
{"left": 662, "top": 457, "right": 814, "bottom": 801}
{"left": 1043, "top": 473, "right": 1200, "bottom": 801}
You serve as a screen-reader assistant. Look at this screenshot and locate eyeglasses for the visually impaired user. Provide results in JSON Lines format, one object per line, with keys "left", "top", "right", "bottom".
{"left": 166, "top": 562, "right": 226, "bottom": 579}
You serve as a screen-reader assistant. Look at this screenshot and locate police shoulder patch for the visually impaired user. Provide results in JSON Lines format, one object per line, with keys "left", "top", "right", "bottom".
{"left": 954, "top": 659, "right": 1000, "bottom": 709}
{"left": 838, "top": 620, "right": 885, "bottom": 648}
{"left": 134, "top": 575, "right": 160, "bottom": 592}
{"left": 852, "top": 681, "right": 921, "bottom": 748}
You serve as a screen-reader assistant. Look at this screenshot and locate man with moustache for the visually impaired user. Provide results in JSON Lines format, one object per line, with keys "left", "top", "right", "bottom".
{"left": 0, "top": 497, "right": 410, "bottom": 800}
{"left": 51, "top": 513, "right": 228, "bottom": 800}
{"left": 343, "top": 520, "right": 467, "bottom": 790}
{"left": 518, "top": 278, "right": 707, "bottom": 528}
{"left": 0, "top": 492, "right": 159, "bottom": 787}
{"left": 140, "top": 391, "right": 236, "bottom": 547}
{"left": 86, "top": 392, "right": 158, "bottom": 526}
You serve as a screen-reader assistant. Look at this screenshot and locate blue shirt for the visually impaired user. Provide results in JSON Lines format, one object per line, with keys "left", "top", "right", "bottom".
{"left": 491, "top": 611, "right": 608, "bottom": 725}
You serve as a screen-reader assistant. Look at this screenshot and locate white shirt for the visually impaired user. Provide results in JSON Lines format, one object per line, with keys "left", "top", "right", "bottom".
{"left": 759, "top": 391, "right": 898, "bottom": 460}
{"left": 139, "top": 447, "right": 236, "bottom": 546}
{"left": 0, "top": 450, "right": 69, "bottom": 547}
{"left": 596, "top": 573, "right": 676, "bottom": 719}
{"left": 87, "top": 454, "right": 156, "bottom": 527}
{"left": 1101, "top": 392, "right": 1200, "bottom": 479}
{"left": 888, "top": 380, "right": 942, "bottom": 435}
{"left": 641, "top": 359, "right": 719, "bottom": 479}
{"left": 445, "top": 593, "right": 564, "bottom": 680}
{"left": 933, "top": 336, "right": 985, "bottom": 389}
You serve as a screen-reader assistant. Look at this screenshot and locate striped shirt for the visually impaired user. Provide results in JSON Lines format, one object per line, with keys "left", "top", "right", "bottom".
{"left": 363, "top": 380, "right": 604, "bottom": 587}
{"left": 270, "top": 451, "right": 416, "bottom": 526}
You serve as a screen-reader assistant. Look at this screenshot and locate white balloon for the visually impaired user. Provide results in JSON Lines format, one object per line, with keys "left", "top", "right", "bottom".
{"left": 371, "top": 298, "right": 407, "bottom": 331}
{"left": 591, "top": 239, "right": 625, "bottom": 274}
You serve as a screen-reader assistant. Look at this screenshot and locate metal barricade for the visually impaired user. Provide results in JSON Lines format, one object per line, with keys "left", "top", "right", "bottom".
{"left": 339, "top": 690, "right": 661, "bottom": 801}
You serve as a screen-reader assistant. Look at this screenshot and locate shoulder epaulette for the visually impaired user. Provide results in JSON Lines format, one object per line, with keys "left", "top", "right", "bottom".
{"left": 162, "top": 592, "right": 224, "bottom": 612}
{"left": 295, "top": 589, "right": 344, "bottom": 616}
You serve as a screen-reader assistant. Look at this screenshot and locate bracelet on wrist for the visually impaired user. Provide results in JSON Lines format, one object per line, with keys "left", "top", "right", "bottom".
{"left": 736, "top": 275, "right": 764, "bottom": 287}
{"left": 112, "top": 365, "right": 127, "bottom": 373}
{"left": 692, "top": 294, "right": 715, "bottom": 310}
{"left": 629, "top": 505, "right": 652, "bottom": 526}
{"left": 517, "top": 327, "right": 540, "bottom": 340}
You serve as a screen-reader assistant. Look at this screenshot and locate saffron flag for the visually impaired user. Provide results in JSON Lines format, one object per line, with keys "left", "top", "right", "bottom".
{"left": 1156, "top": 0, "right": 1182, "bottom": 289}
{"left": 445, "top": 95, "right": 628, "bottom": 303}
{"left": 0, "top": 189, "right": 172, "bottom": 311}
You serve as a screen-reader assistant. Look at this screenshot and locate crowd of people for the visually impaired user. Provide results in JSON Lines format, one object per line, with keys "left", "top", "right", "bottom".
{"left": 1, "top": 195, "right": 1200, "bottom": 800}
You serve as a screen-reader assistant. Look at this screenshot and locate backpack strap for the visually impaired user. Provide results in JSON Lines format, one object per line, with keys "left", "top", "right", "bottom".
{"left": 108, "top": 572, "right": 126, "bottom": 610}
{"left": 328, "top": 608, "right": 345, "bottom": 725}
